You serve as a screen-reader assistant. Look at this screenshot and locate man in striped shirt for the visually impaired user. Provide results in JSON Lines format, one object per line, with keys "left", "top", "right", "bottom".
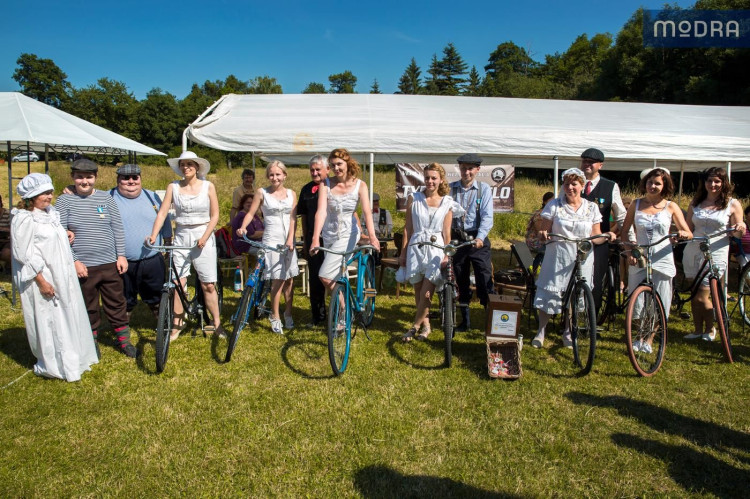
{"left": 56, "top": 159, "right": 136, "bottom": 358}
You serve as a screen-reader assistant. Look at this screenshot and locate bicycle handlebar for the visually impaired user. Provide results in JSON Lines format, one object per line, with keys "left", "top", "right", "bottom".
{"left": 621, "top": 233, "right": 680, "bottom": 249}
{"left": 545, "top": 233, "right": 611, "bottom": 245}
{"left": 240, "top": 235, "right": 289, "bottom": 254}
{"left": 144, "top": 241, "right": 195, "bottom": 251}
{"left": 679, "top": 226, "right": 738, "bottom": 245}
{"left": 415, "top": 239, "right": 476, "bottom": 255}
{"left": 312, "top": 244, "right": 376, "bottom": 257}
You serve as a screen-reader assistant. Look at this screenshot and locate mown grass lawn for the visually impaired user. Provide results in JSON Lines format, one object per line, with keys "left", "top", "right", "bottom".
{"left": 0, "top": 162, "right": 748, "bottom": 496}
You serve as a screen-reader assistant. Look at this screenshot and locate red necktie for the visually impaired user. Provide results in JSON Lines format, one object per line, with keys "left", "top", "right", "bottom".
{"left": 585, "top": 181, "right": 592, "bottom": 196}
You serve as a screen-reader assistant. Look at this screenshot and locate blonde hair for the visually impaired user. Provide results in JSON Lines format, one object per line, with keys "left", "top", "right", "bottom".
{"left": 265, "top": 160, "right": 288, "bottom": 178}
{"left": 328, "top": 148, "right": 361, "bottom": 179}
{"left": 424, "top": 163, "right": 450, "bottom": 196}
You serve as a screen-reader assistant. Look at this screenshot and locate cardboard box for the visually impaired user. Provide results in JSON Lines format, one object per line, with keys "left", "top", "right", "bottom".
{"left": 485, "top": 294, "right": 523, "bottom": 339}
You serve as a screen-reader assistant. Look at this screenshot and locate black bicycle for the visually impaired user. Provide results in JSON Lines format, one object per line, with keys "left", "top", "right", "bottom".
{"left": 545, "top": 233, "right": 610, "bottom": 375}
{"left": 416, "top": 237, "right": 476, "bottom": 367}
{"left": 597, "top": 241, "right": 628, "bottom": 326}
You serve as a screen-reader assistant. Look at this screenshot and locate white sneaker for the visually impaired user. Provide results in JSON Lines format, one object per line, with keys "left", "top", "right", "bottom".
{"left": 531, "top": 333, "right": 544, "bottom": 349}
{"left": 684, "top": 332, "right": 702, "bottom": 340}
{"left": 284, "top": 315, "right": 294, "bottom": 329}
{"left": 702, "top": 328, "right": 717, "bottom": 342}
{"left": 641, "top": 342, "right": 653, "bottom": 354}
{"left": 632, "top": 340, "right": 642, "bottom": 353}
{"left": 270, "top": 317, "right": 283, "bottom": 335}
{"left": 562, "top": 330, "right": 573, "bottom": 348}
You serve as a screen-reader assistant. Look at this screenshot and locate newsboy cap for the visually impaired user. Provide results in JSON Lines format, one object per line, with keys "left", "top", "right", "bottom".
{"left": 116, "top": 164, "right": 141, "bottom": 176}
{"left": 457, "top": 153, "right": 483, "bottom": 165}
{"left": 581, "top": 148, "right": 605, "bottom": 162}
{"left": 372, "top": 193, "right": 381, "bottom": 202}
{"left": 71, "top": 158, "right": 99, "bottom": 173}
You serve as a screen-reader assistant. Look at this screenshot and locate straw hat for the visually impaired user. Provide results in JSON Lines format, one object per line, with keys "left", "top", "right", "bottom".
{"left": 167, "top": 151, "right": 210, "bottom": 179}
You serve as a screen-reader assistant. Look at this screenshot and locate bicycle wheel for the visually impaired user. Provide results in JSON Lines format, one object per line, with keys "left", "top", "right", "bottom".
{"left": 738, "top": 262, "right": 750, "bottom": 327}
{"left": 710, "top": 277, "right": 733, "bottom": 363}
{"left": 625, "top": 285, "right": 667, "bottom": 376}
{"left": 571, "top": 281, "right": 597, "bottom": 375}
{"left": 155, "top": 288, "right": 174, "bottom": 373}
{"left": 252, "top": 279, "right": 270, "bottom": 320}
{"left": 442, "top": 284, "right": 455, "bottom": 368}
{"left": 361, "top": 254, "right": 376, "bottom": 327}
{"left": 225, "top": 284, "right": 254, "bottom": 363}
{"left": 327, "top": 283, "right": 351, "bottom": 376}
{"left": 597, "top": 265, "right": 614, "bottom": 325}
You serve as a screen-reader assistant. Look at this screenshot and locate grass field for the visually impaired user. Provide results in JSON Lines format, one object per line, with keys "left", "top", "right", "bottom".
{"left": 0, "top": 162, "right": 748, "bottom": 496}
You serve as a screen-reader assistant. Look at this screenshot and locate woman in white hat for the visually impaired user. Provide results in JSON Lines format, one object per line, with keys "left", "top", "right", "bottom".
{"left": 532, "top": 168, "right": 615, "bottom": 349}
{"left": 12, "top": 173, "right": 99, "bottom": 381}
{"left": 149, "top": 151, "right": 224, "bottom": 339}
{"left": 620, "top": 167, "right": 691, "bottom": 353}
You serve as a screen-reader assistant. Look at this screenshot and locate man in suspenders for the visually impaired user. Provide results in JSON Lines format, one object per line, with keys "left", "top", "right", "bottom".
{"left": 579, "top": 148, "right": 626, "bottom": 316}
{"left": 449, "top": 153, "right": 495, "bottom": 331}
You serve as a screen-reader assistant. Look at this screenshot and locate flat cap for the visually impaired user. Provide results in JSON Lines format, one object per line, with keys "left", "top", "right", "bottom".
{"left": 372, "top": 193, "right": 380, "bottom": 202}
{"left": 581, "top": 148, "right": 605, "bottom": 162}
{"left": 457, "top": 153, "right": 483, "bottom": 165}
{"left": 71, "top": 158, "right": 99, "bottom": 173}
{"left": 116, "top": 164, "right": 141, "bottom": 176}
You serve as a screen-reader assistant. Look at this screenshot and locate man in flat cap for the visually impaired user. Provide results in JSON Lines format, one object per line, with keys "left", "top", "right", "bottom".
{"left": 579, "top": 148, "right": 626, "bottom": 316}
{"left": 450, "top": 153, "right": 495, "bottom": 331}
{"left": 55, "top": 159, "right": 136, "bottom": 358}
{"left": 110, "top": 164, "right": 172, "bottom": 320}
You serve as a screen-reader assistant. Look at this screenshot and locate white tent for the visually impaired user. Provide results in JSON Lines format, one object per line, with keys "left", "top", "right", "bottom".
{"left": 184, "top": 93, "right": 750, "bottom": 174}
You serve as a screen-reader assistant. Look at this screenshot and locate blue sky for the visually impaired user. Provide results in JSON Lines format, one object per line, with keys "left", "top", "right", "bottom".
{"left": 2, "top": 0, "right": 695, "bottom": 100}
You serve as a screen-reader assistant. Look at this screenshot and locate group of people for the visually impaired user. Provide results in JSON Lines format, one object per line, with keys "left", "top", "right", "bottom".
{"left": 11, "top": 144, "right": 743, "bottom": 382}
{"left": 528, "top": 148, "right": 746, "bottom": 351}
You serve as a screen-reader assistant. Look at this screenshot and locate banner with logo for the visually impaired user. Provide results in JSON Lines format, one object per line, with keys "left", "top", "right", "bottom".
{"left": 395, "top": 163, "right": 514, "bottom": 212}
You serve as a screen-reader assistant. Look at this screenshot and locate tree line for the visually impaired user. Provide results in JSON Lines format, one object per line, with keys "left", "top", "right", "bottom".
{"left": 10, "top": 1, "right": 750, "bottom": 163}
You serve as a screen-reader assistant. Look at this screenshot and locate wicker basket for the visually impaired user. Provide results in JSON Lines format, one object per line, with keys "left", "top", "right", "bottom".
{"left": 486, "top": 339, "right": 522, "bottom": 379}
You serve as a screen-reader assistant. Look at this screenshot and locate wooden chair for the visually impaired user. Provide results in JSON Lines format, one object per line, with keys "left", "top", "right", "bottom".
{"left": 378, "top": 232, "right": 403, "bottom": 297}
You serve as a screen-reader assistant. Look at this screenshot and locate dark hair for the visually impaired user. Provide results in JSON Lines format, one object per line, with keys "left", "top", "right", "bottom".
{"left": 242, "top": 168, "right": 254, "bottom": 178}
{"left": 541, "top": 191, "right": 554, "bottom": 207}
{"left": 638, "top": 168, "right": 674, "bottom": 198}
{"left": 239, "top": 193, "right": 254, "bottom": 210}
{"left": 691, "top": 167, "right": 733, "bottom": 209}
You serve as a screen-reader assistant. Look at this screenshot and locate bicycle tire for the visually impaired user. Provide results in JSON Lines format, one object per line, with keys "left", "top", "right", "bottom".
{"left": 155, "top": 288, "right": 174, "bottom": 373}
{"left": 442, "top": 283, "right": 455, "bottom": 368}
{"left": 361, "top": 254, "right": 376, "bottom": 327}
{"left": 327, "top": 283, "right": 351, "bottom": 376}
{"left": 225, "top": 284, "right": 254, "bottom": 363}
{"left": 252, "top": 279, "right": 270, "bottom": 320}
{"left": 597, "top": 265, "right": 615, "bottom": 325}
{"left": 571, "top": 281, "right": 597, "bottom": 375}
{"left": 710, "top": 277, "right": 733, "bottom": 363}
{"left": 738, "top": 262, "right": 750, "bottom": 327}
{"left": 625, "top": 285, "right": 667, "bottom": 377}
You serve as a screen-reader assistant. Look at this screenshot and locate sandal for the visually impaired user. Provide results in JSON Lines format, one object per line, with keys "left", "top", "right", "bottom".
{"left": 402, "top": 327, "right": 418, "bottom": 343}
{"left": 416, "top": 325, "right": 431, "bottom": 341}
{"left": 170, "top": 315, "right": 186, "bottom": 341}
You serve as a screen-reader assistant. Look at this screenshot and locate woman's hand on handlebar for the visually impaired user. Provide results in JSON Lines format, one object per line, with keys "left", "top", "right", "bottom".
{"left": 539, "top": 230, "right": 549, "bottom": 242}
{"left": 732, "top": 222, "right": 747, "bottom": 237}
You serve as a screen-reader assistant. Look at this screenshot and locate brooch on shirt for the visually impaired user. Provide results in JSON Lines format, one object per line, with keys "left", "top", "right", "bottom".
{"left": 96, "top": 205, "right": 107, "bottom": 218}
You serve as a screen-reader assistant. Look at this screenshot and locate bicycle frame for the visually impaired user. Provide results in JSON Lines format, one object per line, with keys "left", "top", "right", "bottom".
{"left": 334, "top": 245, "right": 377, "bottom": 333}
{"left": 231, "top": 237, "right": 288, "bottom": 325}
{"left": 146, "top": 241, "right": 204, "bottom": 325}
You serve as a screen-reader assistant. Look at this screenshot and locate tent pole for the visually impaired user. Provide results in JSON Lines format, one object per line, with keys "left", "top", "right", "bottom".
{"left": 369, "top": 153, "right": 374, "bottom": 205}
{"left": 182, "top": 129, "right": 188, "bottom": 152}
{"left": 7, "top": 141, "right": 15, "bottom": 306}
{"left": 44, "top": 144, "right": 49, "bottom": 175}
{"left": 679, "top": 162, "right": 685, "bottom": 199}
{"left": 553, "top": 156, "right": 559, "bottom": 197}
{"left": 725, "top": 160, "right": 732, "bottom": 310}
{"left": 251, "top": 152, "right": 255, "bottom": 175}
{"left": 727, "top": 161, "right": 731, "bottom": 181}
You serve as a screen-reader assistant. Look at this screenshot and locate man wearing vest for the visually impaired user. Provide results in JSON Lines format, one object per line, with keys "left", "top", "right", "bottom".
{"left": 580, "top": 148, "right": 627, "bottom": 316}
{"left": 450, "top": 153, "right": 495, "bottom": 331}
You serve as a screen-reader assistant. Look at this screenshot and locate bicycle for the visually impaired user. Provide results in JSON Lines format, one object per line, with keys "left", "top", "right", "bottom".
{"left": 416, "top": 237, "right": 477, "bottom": 367}
{"left": 224, "top": 237, "right": 289, "bottom": 363}
{"left": 545, "top": 233, "right": 610, "bottom": 375}
{"left": 597, "top": 241, "right": 628, "bottom": 326}
{"left": 145, "top": 241, "right": 224, "bottom": 373}
{"left": 672, "top": 228, "right": 736, "bottom": 363}
{"left": 620, "top": 233, "right": 681, "bottom": 376}
{"left": 313, "top": 244, "right": 377, "bottom": 376}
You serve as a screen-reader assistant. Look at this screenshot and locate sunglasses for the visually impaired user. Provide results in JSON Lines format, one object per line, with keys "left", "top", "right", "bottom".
{"left": 119, "top": 175, "right": 140, "bottom": 181}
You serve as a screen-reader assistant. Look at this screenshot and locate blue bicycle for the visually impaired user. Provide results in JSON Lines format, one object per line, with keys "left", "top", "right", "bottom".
{"left": 314, "top": 244, "right": 377, "bottom": 376}
{"left": 225, "top": 237, "right": 288, "bottom": 363}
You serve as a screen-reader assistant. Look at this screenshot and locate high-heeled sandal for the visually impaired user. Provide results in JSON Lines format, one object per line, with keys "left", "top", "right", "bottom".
{"left": 402, "top": 327, "right": 418, "bottom": 343}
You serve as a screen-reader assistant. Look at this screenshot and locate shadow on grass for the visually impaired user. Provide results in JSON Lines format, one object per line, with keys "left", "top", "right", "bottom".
{"left": 280, "top": 337, "right": 337, "bottom": 380}
{"left": 566, "top": 391, "right": 750, "bottom": 456}
{"left": 354, "top": 464, "right": 519, "bottom": 498}
{"left": 0, "top": 327, "right": 34, "bottom": 369}
{"left": 611, "top": 433, "right": 750, "bottom": 498}
{"left": 385, "top": 332, "right": 488, "bottom": 378}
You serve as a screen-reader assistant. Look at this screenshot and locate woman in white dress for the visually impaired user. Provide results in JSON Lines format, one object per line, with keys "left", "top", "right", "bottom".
{"left": 149, "top": 151, "right": 223, "bottom": 339}
{"left": 399, "top": 163, "right": 463, "bottom": 342}
{"left": 619, "top": 167, "right": 691, "bottom": 352}
{"left": 237, "top": 161, "right": 299, "bottom": 334}
{"left": 311, "top": 148, "right": 380, "bottom": 287}
{"left": 532, "top": 168, "right": 615, "bottom": 349}
{"left": 12, "top": 173, "right": 98, "bottom": 381}
{"left": 681, "top": 167, "right": 745, "bottom": 341}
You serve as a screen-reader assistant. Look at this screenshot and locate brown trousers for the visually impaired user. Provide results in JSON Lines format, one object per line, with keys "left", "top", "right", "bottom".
{"left": 79, "top": 262, "right": 129, "bottom": 331}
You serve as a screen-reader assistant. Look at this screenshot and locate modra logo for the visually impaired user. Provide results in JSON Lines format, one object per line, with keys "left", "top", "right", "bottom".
{"left": 643, "top": 10, "right": 750, "bottom": 48}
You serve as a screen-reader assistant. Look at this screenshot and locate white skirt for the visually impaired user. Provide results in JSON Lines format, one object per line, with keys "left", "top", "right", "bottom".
{"left": 173, "top": 224, "right": 218, "bottom": 283}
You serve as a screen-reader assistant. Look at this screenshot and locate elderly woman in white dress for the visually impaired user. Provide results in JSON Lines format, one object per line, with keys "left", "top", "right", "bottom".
{"left": 12, "top": 173, "right": 98, "bottom": 381}
{"left": 681, "top": 167, "right": 745, "bottom": 341}
{"left": 399, "top": 163, "right": 464, "bottom": 342}
{"left": 532, "top": 168, "right": 615, "bottom": 349}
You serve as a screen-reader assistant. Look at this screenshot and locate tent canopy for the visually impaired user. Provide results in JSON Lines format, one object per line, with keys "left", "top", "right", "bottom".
{"left": 185, "top": 93, "right": 750, "bottom": 171}
{"left": 0, "top": 92, "right": 165, "bottom": 157}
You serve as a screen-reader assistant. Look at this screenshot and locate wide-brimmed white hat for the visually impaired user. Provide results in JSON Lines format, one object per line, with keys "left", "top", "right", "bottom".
{"left": 640, "top": 166, "right": 671, "bottom": 179}
{"left": 17, "top": 173, "right": 54, "bottom": 200}
{"left": 167, "top": 151, "right": 210, "bottom": 179}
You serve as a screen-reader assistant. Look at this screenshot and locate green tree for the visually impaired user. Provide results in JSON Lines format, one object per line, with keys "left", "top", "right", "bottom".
{"left": 249, "top": 76, "right": 283, "bottom": 94}
{"left": 222, "top": 74, "right": 250, "bottom": 94}
{"left": 463, "top": 66, "right": 482, "bottom": 96}
{"left": 64, "top": 78, "right": 140, "bottom": 140}
{"left": 396, "top": 58, "right": 422, "bottom": 94}
{"left": 137, "top": 88, "right": 181, "bottom": 152}
{"left": 328, "top": 71, "right": 357, "bottom": 93}
{"left": 370, "top": 79, "right": 382, "bottom": 94}
{"left": 484, "top": 41, "right": 537, "bottom": 77}
{"left": 439, "top": 43, "right": 468, "bottom": 95}
{"left": 422, "top": 54, "right": 441, "bottom": 95}
{"left": 12, "top": 53, "right": 70, "bottom": 107}
{"left": 302, "top": 82, "right": 327, "bottom": 94}
{"left": 543, "top": 33, "right": 612, "bottom": 99}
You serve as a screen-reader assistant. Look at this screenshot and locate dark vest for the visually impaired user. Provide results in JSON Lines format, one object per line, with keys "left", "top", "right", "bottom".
{"left": 583, "top": 177, "right": 615, "bottom": 232}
